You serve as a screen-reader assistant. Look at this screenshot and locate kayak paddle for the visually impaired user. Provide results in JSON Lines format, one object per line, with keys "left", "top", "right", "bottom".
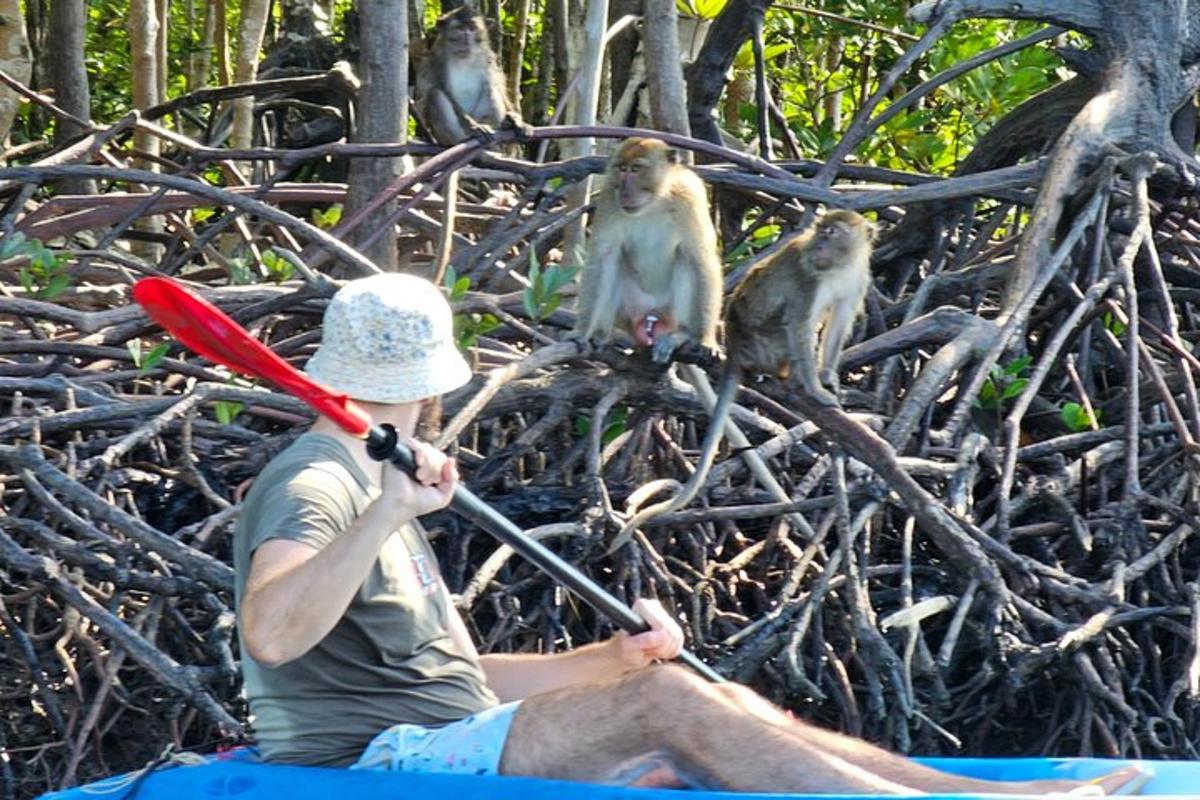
{"left": 132, "top": 276, "right": 723, "bottom": 683}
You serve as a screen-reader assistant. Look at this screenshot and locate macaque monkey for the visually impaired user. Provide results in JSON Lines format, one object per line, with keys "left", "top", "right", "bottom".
{"left": 415, "top": 6, "right": 527, "bottom": 284}
{"left": 614, "top": 210, "right": 875, "bottom": 546}
{"left": 573, "top": 137, "right": 722, "bottom": 364}
{"left": 415, "top": 6, "right": 522, "bottom": 146}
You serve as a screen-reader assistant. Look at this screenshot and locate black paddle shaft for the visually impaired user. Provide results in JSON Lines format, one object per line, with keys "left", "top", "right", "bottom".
{"left": 365, "top": 424, "right": 724, "bottom": 683}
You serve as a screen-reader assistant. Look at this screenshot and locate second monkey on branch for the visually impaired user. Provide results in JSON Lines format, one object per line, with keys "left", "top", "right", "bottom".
{"left": 570, "top": 138, "right": 875, "bottom": 543}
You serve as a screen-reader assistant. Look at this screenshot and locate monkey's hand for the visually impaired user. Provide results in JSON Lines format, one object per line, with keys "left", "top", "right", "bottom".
{"left": 501, "top": 111, "right": 534, "bottom": 143}
{"left": 461, "top": 114, "right": 498, "bottom": 145}
{"left": 650, "top": 331, "right": 691, "bottom": 365}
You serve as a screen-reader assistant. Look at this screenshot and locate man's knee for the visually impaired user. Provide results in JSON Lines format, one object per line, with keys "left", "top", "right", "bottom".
{"left": 712, "top": 680, "right": 761, "bottom": 707}
{"left": 622, "top": 664, "right": 711, "bottom": 706}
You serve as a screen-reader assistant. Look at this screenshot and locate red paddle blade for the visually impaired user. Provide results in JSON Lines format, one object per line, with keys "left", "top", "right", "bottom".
{"left": 133, "top": 277, "right": 372, "bottom": 437}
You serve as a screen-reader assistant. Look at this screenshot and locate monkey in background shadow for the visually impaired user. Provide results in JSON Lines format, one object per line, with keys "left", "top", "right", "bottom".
{"left": 414, "top": 5, "right": 524, "bottom": 146}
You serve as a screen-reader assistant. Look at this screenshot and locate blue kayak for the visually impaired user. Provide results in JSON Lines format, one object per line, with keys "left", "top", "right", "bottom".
{"left": 38, "top": 750, "right": 1200, "bottom": 798}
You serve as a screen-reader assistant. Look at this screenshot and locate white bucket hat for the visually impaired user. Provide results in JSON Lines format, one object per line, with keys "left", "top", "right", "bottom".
{"left": 304, "top": 273, "right": 471, "bottom": 403}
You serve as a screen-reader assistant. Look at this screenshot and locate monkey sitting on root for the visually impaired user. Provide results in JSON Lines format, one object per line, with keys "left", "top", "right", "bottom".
{"left": 572, "top": 137, "right": 723, "bottom": 365}
{"left": 598, "top": 199, "right": 876, "bottom": 548}
{"left": 414, "top": 5, "right": 527, "bottom": 147}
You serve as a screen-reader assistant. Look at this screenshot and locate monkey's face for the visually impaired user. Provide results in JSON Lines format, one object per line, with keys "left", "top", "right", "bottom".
{"left": 609, "top": 141, "right": 669, "bottom": 214}
{"left": 438, "top": 15, "right": 487, "bottom": 59}
{"left": 810, "top": 219, "right": 858, "bottom": 269}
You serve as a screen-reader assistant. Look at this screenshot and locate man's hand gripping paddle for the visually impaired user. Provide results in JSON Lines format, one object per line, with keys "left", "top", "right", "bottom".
{"left": 133, "top": 277, "right": 722, "bottom": 683}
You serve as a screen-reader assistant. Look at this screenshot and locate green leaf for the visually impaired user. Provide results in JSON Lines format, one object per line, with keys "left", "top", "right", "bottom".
{"left": 226, "top": 256, "right": 257, "bottom": 285}
{"left": 1061, "top": 402, "right": 1101, "bottom": 432}
{"left": 40, "top": 273, "right": 71, "bottom": 300}
{"left": 215, "top": 400, "right": 244, "bottom": 425}
{"left": 312, "top": 204, "right": 343, "bottom": 230}
{"left": 453, "top": 276, "right": 471, "bottom": 300}
{"left": 193, "top": 207, "right": 216, "bottom": 223}
{"left": 976, "top": 380, "right": 998, "bottom": 409}
{"left": 1104, "top": 311, "right": 1127, "bottom": 337}
{"left": 477, "top": 313, "right": 499, "bottom": 335}
{"left": 1004, "top": 355, "right": 1032, "bottom": 376}
{"left": 522, "top": 286, "right": 538, "bottom": 320}
{"left": 139, "top": 342, "right": 170, "bottom": 374}
{"left": 1000, "top": 378, "right": 1028, "bottom": 401}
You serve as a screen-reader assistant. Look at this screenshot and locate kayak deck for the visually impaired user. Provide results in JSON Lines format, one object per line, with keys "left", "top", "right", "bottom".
{"left": 39, "top": 752, "right": 1198, "bottom": 798}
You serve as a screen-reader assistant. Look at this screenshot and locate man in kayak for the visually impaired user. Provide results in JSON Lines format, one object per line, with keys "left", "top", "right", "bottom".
{"left": 233, "top": 273, "right": 1145, "bottom": 795}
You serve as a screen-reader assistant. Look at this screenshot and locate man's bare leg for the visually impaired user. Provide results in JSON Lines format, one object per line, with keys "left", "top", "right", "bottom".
{"left": 711, "top": 679, "right": 1146, "bottom": 795}
{"left": 501, "top": 665, "right": 920, "bottom": 794}
{"left": 499, "top": 665, "right": 1144, "bottom": 795}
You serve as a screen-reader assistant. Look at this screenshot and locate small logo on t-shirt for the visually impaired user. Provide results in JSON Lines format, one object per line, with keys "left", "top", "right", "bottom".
{"left": 410, "top": 553, "right": 439, "bottom": 596}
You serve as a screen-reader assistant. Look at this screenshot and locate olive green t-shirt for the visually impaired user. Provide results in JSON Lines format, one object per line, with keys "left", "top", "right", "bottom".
{"left": 233, "top": 432, "right": 498, "bottom": 766}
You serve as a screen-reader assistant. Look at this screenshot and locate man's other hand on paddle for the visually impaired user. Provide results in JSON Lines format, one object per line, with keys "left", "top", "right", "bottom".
{"left": 610, "top": 598, "right": 685, "bottom": 669}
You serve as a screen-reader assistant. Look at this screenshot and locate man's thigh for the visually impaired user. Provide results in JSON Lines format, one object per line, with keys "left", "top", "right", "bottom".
{"left": 498, "top": 665, "right": 711, "bottom": 785}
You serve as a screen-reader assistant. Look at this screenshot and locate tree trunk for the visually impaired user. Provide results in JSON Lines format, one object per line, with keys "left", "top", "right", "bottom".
{"left": 232, "top": 0, "right": 271, "bottom": 153}
{"left": 0, "top": 0, "right": 31, "bottom": 147}
{"left": 607, "top": 0, "right": 639, "bottom": 119}
{"left": 188, "top": 0, "right": 216, "bottom": 91}
{"left": 156, "top": 0, "right": 169, "bottom": 104}
{"left": 128, "top": 0, "right": 163, "bottom": 256}
{"left": 643, "top": 0, "right": 691, "bottom": 138}
{"left": 560, "top": 0, "right": 608, "bottom": 264}
{"left": 685, "top": 0, "right": 770, "bottom": 241}
{"left": 505, "top": 0, "right": 532, "bottom": 110}
{"left": 24, "top": 0, "right": 46, "bottom": 136}
{"left": 686, "top": 0, "right": 771, "bottom": 146}
{"left": 47, "top": 0, "right": 92, "bottom": 192}
{"left": 214, "top": 0, "right": 230, "bottom": 85}
{"left": 345, "top": 0, "right": 407, "bottom": 271}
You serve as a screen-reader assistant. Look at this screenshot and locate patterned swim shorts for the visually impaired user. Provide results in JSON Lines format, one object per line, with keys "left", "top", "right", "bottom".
{"left": 350, "top": 701, "right": 520, "bottom": 777}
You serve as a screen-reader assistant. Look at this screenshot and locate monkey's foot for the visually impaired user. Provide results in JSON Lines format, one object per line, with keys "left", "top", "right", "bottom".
{"left": 808, "top": 385, "right": 841, "bottom": 407}
{"left": 673, "top": 341, "right": 720, "bottom": 368}
{"left": 650, "top": 332, "right": 691, "bottom": 365}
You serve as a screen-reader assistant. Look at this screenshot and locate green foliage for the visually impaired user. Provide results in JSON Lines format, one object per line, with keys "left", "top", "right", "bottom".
{"left": 1061, "top": 402, "right": 1102, "bottom": 432}
{"left": 214, "top": 399, "right": 244, "bottom": 425}
{"left": 443, "top": 267, "right": 498, "bottom": 348}
{"left": 127, "top": 339, "right": 171, "bottom": 375}
{"left": 2, "top": 233, "right": 72, "bottom": 300}
{"left": 523, "top": 254, "right": 578, "bottom": 322}
{"left": 225, "top": 256, "right": 258, "bottom": 286}
{"left": 765, "top": 3, "right": 1065, "bottom": 172}
{"left": 733, "top": 41, "right": 793, "bottom": 71}
{"left": 1104, "top": 311, "right": 1127, "bottom": 338}
{"left": 974, "top": 355, "right": 1031, "bottom": 412}
{"left": 442, "top": 265, "right": 472, "bottom": 302}
{"left": 261, "top": 249, "right": 295, "bottom": 283}
{"left": 311, "top": 205, "right": 344, "bottom": 230}
{"left": 727, "top": 223, "right": 782, "bottom": 264}
{"left": 677, "top": 0, "right": 728, "bottom": 19}
{"left": 574, "top": 406, "right": 629, "bottom": 446}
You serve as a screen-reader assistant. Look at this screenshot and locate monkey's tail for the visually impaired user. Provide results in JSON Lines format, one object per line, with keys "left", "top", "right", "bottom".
{"left": 606, "top": 368, "right": 740, "bottom": 554}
